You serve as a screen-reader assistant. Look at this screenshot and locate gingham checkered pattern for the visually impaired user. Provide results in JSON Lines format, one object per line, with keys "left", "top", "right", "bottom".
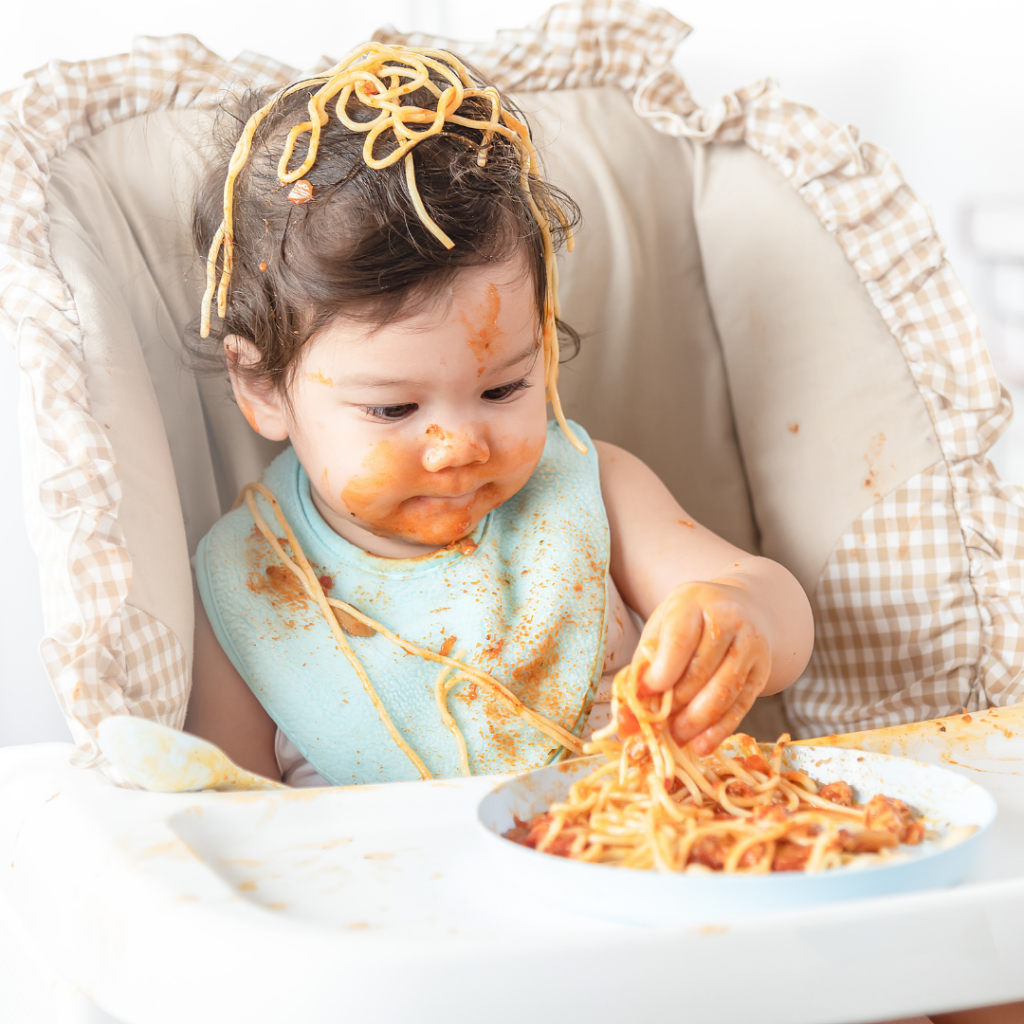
{"left": 3, "top": 1, "right": 1021, "bottom": 764}
{"left": 373, "top": 0, "right": 691, "bottom": 94}
{"left": 624, "top": 43, "right": 1024, "bottom": 734}
{"left": 0, "top": 36, "right": 308, "bottom": 765}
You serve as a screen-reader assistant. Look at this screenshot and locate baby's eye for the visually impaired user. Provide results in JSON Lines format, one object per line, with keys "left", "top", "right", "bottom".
{"left": 364, "top": 403, "right": 418, "bottom": 421}
{"left": 482, "top": 379, "right": 532, "bottom": 402}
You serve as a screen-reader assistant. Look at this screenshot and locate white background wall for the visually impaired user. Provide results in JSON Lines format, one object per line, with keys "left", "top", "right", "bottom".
{"left": 2, "top": 0, "right": 1023, "bottom": 745}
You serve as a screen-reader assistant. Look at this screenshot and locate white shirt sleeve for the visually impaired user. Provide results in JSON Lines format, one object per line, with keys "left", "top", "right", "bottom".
{"left": 274, "top": 729, "right": 331, "bottom": 788}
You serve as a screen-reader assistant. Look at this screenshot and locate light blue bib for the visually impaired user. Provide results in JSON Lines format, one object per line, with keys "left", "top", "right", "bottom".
{"left": 195, "top": 420, "right": 609, "bottom": 785}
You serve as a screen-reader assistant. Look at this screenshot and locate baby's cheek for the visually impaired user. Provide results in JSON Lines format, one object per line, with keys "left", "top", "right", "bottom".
{"left": 338, "top": 438, "right": 413, "bottom": 518}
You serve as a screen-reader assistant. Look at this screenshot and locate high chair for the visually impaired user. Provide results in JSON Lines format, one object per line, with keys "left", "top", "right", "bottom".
{"left": 1, "top": 2, "right": 1022, "bottom": 1021}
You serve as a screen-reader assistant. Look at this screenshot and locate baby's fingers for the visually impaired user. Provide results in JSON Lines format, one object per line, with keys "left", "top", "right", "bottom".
{"left": 688, "top": 681, "right": 761, "bottom": 757}
{"left": 638, "top": 600, "right": 704, "bottom": 694}
{"left": 670, "top": 644, "right": 757, "bottom": 745}
{"left": 668, "top": 617, "right": 737, "bottom": 710}
{"left": 671, "top": 638, "right": 770, "bottom": 745}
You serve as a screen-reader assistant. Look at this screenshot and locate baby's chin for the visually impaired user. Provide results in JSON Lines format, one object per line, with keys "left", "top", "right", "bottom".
{"left": 375, "top": 489, "right": 506, "bottom": 547}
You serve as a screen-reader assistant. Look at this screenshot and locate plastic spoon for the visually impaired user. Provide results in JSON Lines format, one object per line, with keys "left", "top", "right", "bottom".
{"left": 97, "top": 716, "right": 286, "bottom": 792}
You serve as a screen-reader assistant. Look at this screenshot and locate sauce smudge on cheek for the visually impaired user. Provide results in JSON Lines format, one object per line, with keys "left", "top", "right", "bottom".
{"left": 340, "top": 434, "right": 544, "bottom": 546}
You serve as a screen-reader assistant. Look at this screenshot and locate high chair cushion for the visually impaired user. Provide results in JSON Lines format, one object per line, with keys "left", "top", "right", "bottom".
{"left": 3, "top": 1, "right": 1022, "bottom": 769}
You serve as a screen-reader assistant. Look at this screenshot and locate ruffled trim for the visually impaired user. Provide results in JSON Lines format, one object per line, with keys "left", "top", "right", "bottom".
{"left": 0, "top": 37, "right": 302, "bottom": 764}
{"left": 375, "top": 0, "right": 691, "bottom": 95}
{"left": 625, "top": 37, "right": 1024, "bottom": 727}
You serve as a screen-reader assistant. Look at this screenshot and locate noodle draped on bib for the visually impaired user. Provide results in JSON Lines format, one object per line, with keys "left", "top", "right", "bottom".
{"left": 195, "top": 420, "right": 609, "bottom": 784}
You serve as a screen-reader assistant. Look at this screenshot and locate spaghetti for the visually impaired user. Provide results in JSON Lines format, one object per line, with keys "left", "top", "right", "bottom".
{"left": 238, "top": 481, "right": 585, "bottom": 781}
{"left": 507, "top": 662, "right": 926, "bottom": 873}
{"left": 201, "top": 42, "right": 585, "bottom": 454}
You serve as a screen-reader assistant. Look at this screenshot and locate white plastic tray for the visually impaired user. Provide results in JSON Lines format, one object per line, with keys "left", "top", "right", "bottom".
{"left": 1, "top": 706, "right": 1023, "bottom": 1024}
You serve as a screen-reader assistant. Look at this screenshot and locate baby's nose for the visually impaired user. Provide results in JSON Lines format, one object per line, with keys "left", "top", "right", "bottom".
{"left": 422, "top": 423, "right": 489, "bottom": 472}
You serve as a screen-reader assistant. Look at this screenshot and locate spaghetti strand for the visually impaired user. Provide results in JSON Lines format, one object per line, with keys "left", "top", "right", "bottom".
{"left": 240, "top": 482, "right": 584, "bottom": 781}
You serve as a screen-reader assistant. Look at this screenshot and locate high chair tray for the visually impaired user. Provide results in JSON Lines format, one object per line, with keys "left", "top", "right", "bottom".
{"left": 1, "top": 732, "right": 1022, "bottom": 1024}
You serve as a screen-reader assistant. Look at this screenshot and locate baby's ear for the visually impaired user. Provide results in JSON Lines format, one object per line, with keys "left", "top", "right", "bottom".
{"left": 224, "top": 335, "right": 290, "bottom": 441}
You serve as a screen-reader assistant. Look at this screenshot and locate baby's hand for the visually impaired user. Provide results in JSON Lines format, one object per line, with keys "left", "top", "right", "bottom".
{"left": 626, "top": 582, "right": 772, "bottom": 756}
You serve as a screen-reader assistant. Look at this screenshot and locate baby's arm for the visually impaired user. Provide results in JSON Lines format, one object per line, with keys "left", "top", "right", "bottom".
{"left": 597, "top": 441, "right": 814, "bottom": 754}
{"left": 185, "top": 579, "right": 281, "bottom": 781}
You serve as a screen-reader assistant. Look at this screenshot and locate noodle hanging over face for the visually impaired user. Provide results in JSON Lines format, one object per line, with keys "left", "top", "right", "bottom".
{"left": 506, "top": 664, "right": 927, "bottom": 873}
{"left": 200, "top": 41, "right": 585, "bottom": 454}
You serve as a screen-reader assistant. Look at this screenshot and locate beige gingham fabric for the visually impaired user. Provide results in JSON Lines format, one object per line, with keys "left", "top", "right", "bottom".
{"left": 629, "top": 33, "right": 1024, "bottom": 734}
{"left": 3, "top": 0, "right": 1021, "bottom": 764}
{"left": 0, "top": 37, "right": 311, "bottom": 764}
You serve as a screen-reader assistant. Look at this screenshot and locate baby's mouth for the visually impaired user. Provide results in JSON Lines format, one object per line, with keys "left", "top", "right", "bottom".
{"left": 411, "top": 489, "right": 482, "bottom": 506}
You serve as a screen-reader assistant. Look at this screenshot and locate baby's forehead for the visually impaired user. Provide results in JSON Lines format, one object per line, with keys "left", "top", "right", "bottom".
{"left": 321, "top": 258, "right": 538, "bottom": 342}
{"left": 421, "top": 252, "right": 537, "bottom": 309}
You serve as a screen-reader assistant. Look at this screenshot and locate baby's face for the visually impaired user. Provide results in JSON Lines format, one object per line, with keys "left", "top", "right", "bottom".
{"left": 262, "top": 258, "right": 549, "bottom": 557}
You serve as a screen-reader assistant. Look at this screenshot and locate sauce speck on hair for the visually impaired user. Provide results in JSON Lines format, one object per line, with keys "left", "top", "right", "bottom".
{"left": 288, "top": 180, "right": 314, "bottom": 204}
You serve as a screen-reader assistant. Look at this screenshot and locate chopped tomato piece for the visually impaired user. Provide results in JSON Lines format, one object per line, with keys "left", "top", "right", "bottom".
{"left": 772, "top": 842, "right": 812, "bottom": 872}
{"left": 902, "top": 820, "right": 926, "bottom": 845}
{"left": 742, "top": 754, "right": 770, "bottom": 775}
{"left": 616, "top": 706, "right": 640, "bottom": 736}
{"left": 864, "top": 794, "right": 922, "bottom": 843}
{"left": 818, "top": 781, "right": 854, "bottom": 806}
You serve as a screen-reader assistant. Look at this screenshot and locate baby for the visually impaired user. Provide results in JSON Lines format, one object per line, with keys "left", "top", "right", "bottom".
{"left": 184, "top": 44, "right": 814, "bottom": 787}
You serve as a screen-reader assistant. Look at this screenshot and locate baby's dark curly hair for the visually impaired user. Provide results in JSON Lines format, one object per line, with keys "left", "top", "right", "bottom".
{"left": 191, "top": 65, "right": 581, "bottom": 391}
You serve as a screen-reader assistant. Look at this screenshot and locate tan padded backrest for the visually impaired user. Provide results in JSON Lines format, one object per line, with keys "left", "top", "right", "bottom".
{"left": 690, "top": 143, "right": 938, "bottom": 594}
{"left": 43, "top": 87, "right": 761, "bottom": 643}
{"left": 518, "top": 89, "right": 758, "bottom": 553}
{"left": 44, "top": 86, "right": 941, "bottom": 697}
{"left": 45, "top": 112, "right": 285, "bottom": 671}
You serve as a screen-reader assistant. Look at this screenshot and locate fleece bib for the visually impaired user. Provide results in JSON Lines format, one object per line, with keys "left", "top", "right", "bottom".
{"left": 195, "top": 420, "right": 609, "bottom": 785}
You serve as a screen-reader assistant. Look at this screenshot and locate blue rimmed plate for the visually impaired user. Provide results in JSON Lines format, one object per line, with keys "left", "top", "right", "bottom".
{"left": 477, "top": 746, "right": 996, "bottom": 927}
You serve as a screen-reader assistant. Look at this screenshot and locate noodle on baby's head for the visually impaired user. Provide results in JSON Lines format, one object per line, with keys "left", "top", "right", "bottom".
{"left": 201, "top": 41, "right": 585, "bottom": 453}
